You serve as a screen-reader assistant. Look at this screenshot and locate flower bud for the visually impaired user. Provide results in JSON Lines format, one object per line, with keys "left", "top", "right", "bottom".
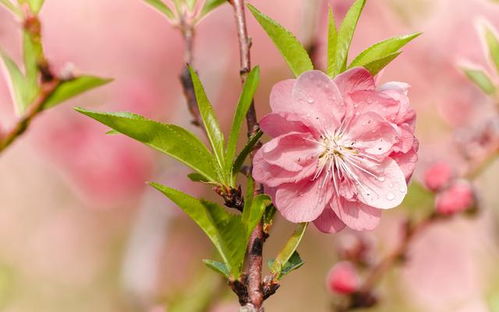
{"left": 435, "top": 180, "right": 475, "bottom": 215}
{"left": 326, "top": 261, "right": 360, "bottom": 295}
{"left": 423, "top": 162, "right": 453, "bottom": 192}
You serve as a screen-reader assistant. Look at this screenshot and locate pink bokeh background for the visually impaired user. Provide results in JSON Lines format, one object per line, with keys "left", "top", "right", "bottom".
{"left": 1, "top": 0, "right": 499, "bottom": 311}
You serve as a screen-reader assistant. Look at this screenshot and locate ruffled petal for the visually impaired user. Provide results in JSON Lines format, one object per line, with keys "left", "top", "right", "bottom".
{"left": 259, "top": 112, "right": 317, "bottom": 138}
{"left": 275, "top": 180, "right": 331, "bottom": 222}
{"left": 331, "top": 198, "right": 382, "bottom": 231}
{"left": 346, "top": 112, "right": 398, "bottom": 155}
{"left": 291, "top": 70, "right": 344, "bottom": 130}
{"left": 252, "top": 148, "right": 315, "bottom": 187}
{"left": 260, "top": 132, "right": 319, "bottom": 172}
{"left": 390, "top": 140, "right": 419, "bottom": 182}
{"left": 313, "top": 206, "right": 346, "bottom": 233}
{"left": 354, "top": 158, "right": 408, "bottom": 209}
{"left": 334, "top": 67, "right": 376, "bottom": 95}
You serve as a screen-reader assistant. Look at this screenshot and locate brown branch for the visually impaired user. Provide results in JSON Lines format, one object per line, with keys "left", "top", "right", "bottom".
{"left": 178, "top": 15, "right": 204, "bottom": 128}
{"left": 0, "top": 9, "right": 60, "bottom": 155}
{"left": 0, "top": 78, "right": 60, "bottom": 153}
{"left": 230, "top": 0, "right": 266, "bottom": 310}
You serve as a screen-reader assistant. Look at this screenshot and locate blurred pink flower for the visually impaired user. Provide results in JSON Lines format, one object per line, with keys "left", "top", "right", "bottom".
{"left": 435, "top": 180, "right": 475, "bottom": 215}
{"left": 326, "top": 261, "right": 360, "bottom": 295}
{"left": 253, "top": 68, "right": 418, "bottom": 232}
{"left": 423, "top": 161, "right": 453, "bottom": 192}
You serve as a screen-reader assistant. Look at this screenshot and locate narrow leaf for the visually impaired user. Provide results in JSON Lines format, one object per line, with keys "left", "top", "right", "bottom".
{"left": 27, "top": 0, "right": 44, "bottom": 13}
{"left": 143, "top": 0, "right": 175, "bottom": 20}
{"left": 232, "top": 129, "right": 263, "bottom": 176}
{"left": 0, "top": 50, "right": 28, "bottom": 114}
{"left": 483, "top": 24, "right": 499, "bottom": 74}
{"left": 461, "top": 66, "right": 497, "bottom": 95}
{"left": 362, "top": 51, "right": 402, "bottom": 76}
{"left": 187, "top": 172, "right": 210, "bottom": 183}
{"left": 199, "top": 0, "right": 226, "bottom": 19}
{"left": 0, "top": 0, "right": 21, "bottom": 16}
{"left": 189, "top": 67, "right": 226, "bottom": 176}
{"left": 242, "top": 194, "right": 269, "bottom": 237}
{"left": 270, "top": 222, "right": 308, "bottom": 276}
{"left": 327, "top": 8, "right": 339, "bottom": 76}
{"left": 225, "top": 66, "right": 260, "bottom": 178}
{"left": 75, "top": 108, "right": 220, "bottom": 182}
{"left": 276, "top": 251, "right": 304, "bottom": 279}
{"left": 335, "top": 0, "right": 366, "bottom": 74}
{"left": 149, "top": 183, "right": 247, "bottom": 277}
{"left": 349, "top": 33, "right": 420, "bottom": 68}
{"left": 22, "top": 31, "right": 42, "bottom": 110}
{"left": 202, "top": 259, "right": 230, "bottom": 278}
{"left": 247, "top": 4, "right": 313, "bottom": 77}
{"left": 43, "top": 76, "right": 112, "bottom": 109}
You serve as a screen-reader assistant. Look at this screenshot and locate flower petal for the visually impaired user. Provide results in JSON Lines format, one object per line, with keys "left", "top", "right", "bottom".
{"left": 390, "top": 141, "right": 419, "bottom": 182}
{"left": 354, "top": 158, "right": 407, "bottom": 209}
{"left": 270, "top": 79, "right": 295, "bottom": 112}
{"left": 313, "top": 206, "right": 346, "bottom": 233}
{"left": 291, "top": 70, "right": 344, "bottom": 129}
{"left": 346, "top": 112, "right": 398, "bottom": 155}
{"left": 331, "top": 198, "right": 381, "bottom": 231}
{"left": 275, "top": 180, "right": 331, "bottom": 222}
{"left": 261, "top": 132, "right": 319, "bottom": 172}
{"left": 253, "top": 148, "right": 315, "bottom": 187}
{"left": 259, "top": 112, "right": 316, "bottom": 138}
{"left": 334, "top": 67, "right": 376, "bottom": 95}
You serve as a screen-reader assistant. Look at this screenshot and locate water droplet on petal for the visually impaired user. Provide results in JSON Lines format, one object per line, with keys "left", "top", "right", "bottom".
{"left": 386, "top": 193, "right": 395, "bottom": 201}
{"left": 307, "top": 98, "right": 314, "bottom": 104}
{"left": 399, "top": 186, "right": 406, "bottom": 193}
{"left": 377, "top": 176, "right": 385, "bottom": 182}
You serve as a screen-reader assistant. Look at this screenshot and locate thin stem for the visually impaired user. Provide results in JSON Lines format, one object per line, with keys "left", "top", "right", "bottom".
{"left": 230, "top": 0, "right": 265, "bottom": 310}
{"left": 0, "top": 8, "right": 60, "bottom": 154}
{"left": 178, "top": 14, "right": 204, "bottom": 128}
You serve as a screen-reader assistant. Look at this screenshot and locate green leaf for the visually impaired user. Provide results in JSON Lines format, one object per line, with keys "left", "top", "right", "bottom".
{"left": 247, "top": 4, "right": 313, "bottom": 77}
{"left": 187, "top": 172, "right": 210, "bottom": 183}
{"left": 242, "top": 193, "right": 269, "bottom": 237}
{"left": 335, "top": 0, "right": 366, "bottom": 74}
{"left": 143, "top": 0, "right": 175, "bottom": 19}
{"left": 22, "top": 31, "right": 42, "bottom": 109}
{"left": 75, "top": 108, "right": 220, "bottom": 182}
{"left": 149, "top": 183, "right": 247, "bottom": 277}
{"left": 268, "top": 251, "right": 304, "bottom": 280}
{"left": 349, "top": 33, "right": 420, "bottom": 68}
{"left": 225, "top": 66, "right": 260, "bottom": 181}
{"left": 199, "top": 0, "right": 225, "bottom": 19}
{"left": 189, "top": 67, "right": 226, "bottom": 177}
{"left": 43, "top": 76, "right": 112, "bottom": 109}
{"left": 232, "top": 129, "right": 263, "bottom": 176}
{"left": 327, "top": 8, "right": 339, "bottom": 76}
{"left": 270, "top": 222, "right": 308, "bottom": 277}
{"left": 0, "top": 50, "right": 28, "bottom": 114}
{"left": 27, "top": 0, "right": 44, "bottom": 13}
{"left": 461, "top": 66, "right": 496, "bottom": 95}
{"left": 0, "top": 0, "right": 21, "bottom": 16}
{"left": 482, "top": 24, "right": 499, "bottom": 74}
{"left": 362, "top": 51, "right": 402, "bottom": 76}
{"left": 202, "top": 259, "right": 229, "bottom": 278}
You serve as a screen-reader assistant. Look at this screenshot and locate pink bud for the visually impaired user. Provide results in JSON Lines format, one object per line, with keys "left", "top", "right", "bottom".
{"left": 435, "top": 180, "right": 475, "bottom": 215}
{"left": 326, "top": 261, "right": 360, "bottom": 295}
{"left": 423, "top": 162, "right": 453, "bottom": 192}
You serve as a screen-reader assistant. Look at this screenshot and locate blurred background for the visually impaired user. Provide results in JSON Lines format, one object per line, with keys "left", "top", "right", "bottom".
{"left": 1, "top": 0, "right": 499, "bottom": 311}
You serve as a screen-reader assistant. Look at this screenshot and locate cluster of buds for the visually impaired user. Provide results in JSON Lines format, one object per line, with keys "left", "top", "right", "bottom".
{"left": 423, "top": 162, "right": 477, "bottom": 216}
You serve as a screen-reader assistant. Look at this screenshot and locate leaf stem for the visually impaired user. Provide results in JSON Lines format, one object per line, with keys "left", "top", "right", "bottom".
{"left": 0, "top": 8, "right": 61, "bottom": 155}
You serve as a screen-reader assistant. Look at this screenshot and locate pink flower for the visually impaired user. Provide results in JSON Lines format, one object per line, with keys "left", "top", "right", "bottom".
{"left": 253, "top": 68, "right": 418, "bottom": 232}
{"left": 423, "top": 161, "right": 454, "bottom": 192}
{"left": 326, "top": 261, "right": 360, "bottom": 295}
{"left": 435, "top": 180, "right": 475, "bottom": 215}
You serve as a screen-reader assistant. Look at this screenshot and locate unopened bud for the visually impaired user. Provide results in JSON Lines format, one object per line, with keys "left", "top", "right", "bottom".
{"left": 435, "top": 180, "right": 475, "bottom": 215}
{"left": 423, "top": 161, "right": 453, "bottom": 192}
{"left": 326, "top": 261, "right": 360, "bottom": 295}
